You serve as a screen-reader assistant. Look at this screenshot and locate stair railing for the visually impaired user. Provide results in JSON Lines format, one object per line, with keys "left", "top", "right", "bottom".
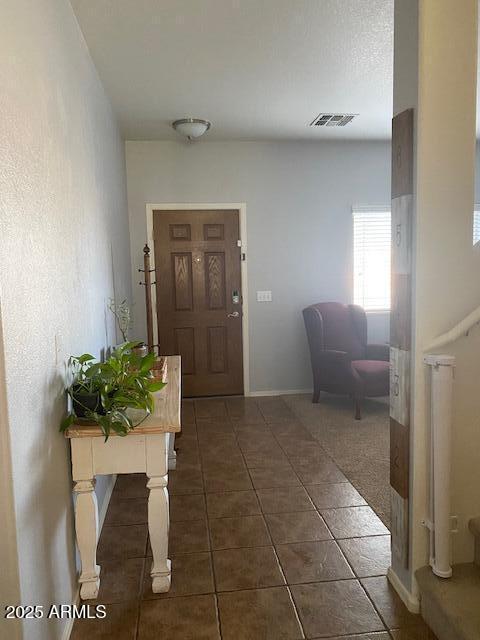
{"left": 424, "top": 305, "right": 480, "bottom": 352}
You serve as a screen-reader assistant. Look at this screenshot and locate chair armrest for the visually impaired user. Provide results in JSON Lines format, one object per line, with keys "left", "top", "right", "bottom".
{"left": 317, "top": 350, "right": 351, "bottom": 375}
{"left": 319, "top": 349, "right": 350, "bottom": 363}
{"left": 316, "top": 350, "right": 353, "bottom": 387}
{"left": 366, "top": 343, "right": 390, "bottom": 361}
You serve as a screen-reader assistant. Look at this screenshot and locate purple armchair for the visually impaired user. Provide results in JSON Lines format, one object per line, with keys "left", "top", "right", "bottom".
{"left": 303, "top": 302, "right": 389, "bottom": 419}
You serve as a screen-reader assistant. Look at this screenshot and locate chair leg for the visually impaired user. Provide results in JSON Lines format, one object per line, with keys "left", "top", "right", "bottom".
{"left": 312, "top": 388, "right": 321, "bottom": 403}
{"left": 354, "top": 398, "right": 362, "bottom": 420}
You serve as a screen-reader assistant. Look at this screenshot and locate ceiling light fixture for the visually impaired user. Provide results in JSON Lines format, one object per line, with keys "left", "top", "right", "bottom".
{"left": 172, "top": 118, "right": 211, "bottom": 141}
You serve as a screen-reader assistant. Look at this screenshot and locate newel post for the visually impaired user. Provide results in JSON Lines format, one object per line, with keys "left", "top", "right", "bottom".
{"left": 423, "top": 354, "right": 456, "bottom": 578}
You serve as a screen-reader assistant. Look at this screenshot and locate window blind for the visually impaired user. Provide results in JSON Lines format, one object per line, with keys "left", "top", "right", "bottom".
{"left": 353, "top": 207, "right": 391, "bottom": 311}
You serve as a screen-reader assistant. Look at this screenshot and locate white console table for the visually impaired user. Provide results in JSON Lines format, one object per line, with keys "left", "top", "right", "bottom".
{"left": 65, "top": 355, "right": 181, "bottom": 600}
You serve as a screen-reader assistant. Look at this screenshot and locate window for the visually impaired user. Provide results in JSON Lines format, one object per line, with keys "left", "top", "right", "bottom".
{"left": 473, "top": 207, "right": 480, "bottom": 245}
{"left": 353, "top": 206, "right": 391, "bottom": 311}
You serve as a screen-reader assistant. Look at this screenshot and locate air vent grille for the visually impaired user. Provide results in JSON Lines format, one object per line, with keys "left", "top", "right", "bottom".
{"left": 310, "top": 113, "right": 357, "bottom": 127}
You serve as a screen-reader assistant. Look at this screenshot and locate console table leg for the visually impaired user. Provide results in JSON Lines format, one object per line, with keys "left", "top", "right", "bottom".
{"left": 74, "top": 479, "right": 100, "bottom": 600}
{"left": 147, "top": 474, "right": 171, "bottom": 593}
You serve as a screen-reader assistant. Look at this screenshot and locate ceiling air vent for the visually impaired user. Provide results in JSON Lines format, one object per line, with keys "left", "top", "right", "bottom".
{"left": 310, "top": 113, "right": 357, "bottom": 127}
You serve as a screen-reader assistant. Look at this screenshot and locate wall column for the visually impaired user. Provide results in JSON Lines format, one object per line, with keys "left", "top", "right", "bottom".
{"left": 390, "top": 0, "right": 478, "bottom": 608}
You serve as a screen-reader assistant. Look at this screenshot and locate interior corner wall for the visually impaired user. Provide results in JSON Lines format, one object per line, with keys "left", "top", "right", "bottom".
{"left": 390, "top": 0, "right": 419, "bottom": 596}
{"left": 0, "top": 1, "right": 132, "bottom": 638}
{"left": 125, "top": 140, "right": 391, "bottom": 394}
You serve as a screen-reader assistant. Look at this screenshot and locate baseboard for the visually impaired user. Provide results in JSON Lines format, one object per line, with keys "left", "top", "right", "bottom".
{"left": 387, "top": 566, "right": 420, "bottom": 613}
{"left": 60, "top": 587, "right": 80, "bottom": 640}
{"left": 63, "top": 474, "right": 116, "bottom": 640}
{"left": 248, "top": 388, "right": 313, "bottom": 397}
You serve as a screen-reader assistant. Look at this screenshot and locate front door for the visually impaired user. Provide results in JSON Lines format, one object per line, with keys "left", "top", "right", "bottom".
{"left": 153, "top": 209, "right": 243, "bottom": 397}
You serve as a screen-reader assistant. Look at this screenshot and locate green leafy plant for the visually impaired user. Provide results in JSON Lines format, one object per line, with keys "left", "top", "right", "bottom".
{"left": 60, "top": 342, "right": 166, "bottom": 440}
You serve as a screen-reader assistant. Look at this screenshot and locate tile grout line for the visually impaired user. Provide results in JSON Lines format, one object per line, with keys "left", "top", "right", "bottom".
{"left": 194, "top": 402, "right": 225, "bottom": 640}
{"left": 179, "top": 399, "right": 412, "bottom": 639}
{"left": 194, "top": 400, "right": 308, "bottom": 637}
{"left": 328, "top": 522, "right": 391, "bottom": 634}
{"left": 230, "top": 401, "right": 309, "bottom": 640}
{"left": 266, "top": 397, "right": 392, "bottom": 638}
{"left": 134, "top": 556, "right": 147, "bottom": 640}
{"left": 99, "top": 398, "right": 392, "bottom": 640}
{"left": 179, "top": 401, "right": 223, "bottom": 640}
{"left": 196, "top": 400, "right": 299, "bottom": 634}
{"left": 258, "top": 413, "right": 369, "bottom": 550}
{"left": 291, "top": 425, "right": 392, "bottom": 637}
{"left": 282, "top": 418, "right": 393, "bottom": 639}
{"left": 88, "top": 397, "right": 410, "bottom": 640}
{"left": 284, "top": 398, "right": 391, "bottom": 532}
{"left": 269, "top": 421, "right": 350, "bottom": 487}
{"left": 279, "top": 415, "right": 392, "bottom": 538}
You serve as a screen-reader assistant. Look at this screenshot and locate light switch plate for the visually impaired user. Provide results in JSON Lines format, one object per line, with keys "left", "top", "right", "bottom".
{"left": 257, "top": 290, "right": 272, "bottom": 302}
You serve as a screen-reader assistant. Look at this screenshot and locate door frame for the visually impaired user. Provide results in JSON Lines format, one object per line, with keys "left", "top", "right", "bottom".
{"left": 146, "top": 203, "right": 250, "bottom": 396}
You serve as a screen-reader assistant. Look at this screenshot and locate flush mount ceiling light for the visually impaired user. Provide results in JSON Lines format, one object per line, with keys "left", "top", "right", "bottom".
{"left": 172, "top": 118, "right": 211, "bottom": 141}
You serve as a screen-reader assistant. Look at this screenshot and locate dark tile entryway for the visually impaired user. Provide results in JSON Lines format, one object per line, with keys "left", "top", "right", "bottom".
{"left": 71, "top": 396, "right": 436, "bottom": 640}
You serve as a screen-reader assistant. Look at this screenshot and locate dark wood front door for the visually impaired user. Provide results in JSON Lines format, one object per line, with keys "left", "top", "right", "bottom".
{"left": 153, "top": 209, "right": 243, "bottom": 397}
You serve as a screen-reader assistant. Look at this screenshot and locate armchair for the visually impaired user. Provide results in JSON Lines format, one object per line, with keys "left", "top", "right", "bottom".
{"left": 303, "top": 302, "right": 389, "bottom": 419}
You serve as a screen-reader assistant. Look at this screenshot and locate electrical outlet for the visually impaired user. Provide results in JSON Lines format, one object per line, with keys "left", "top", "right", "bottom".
{"left": 256, "top": 290, "right": 272, "bottom": 302}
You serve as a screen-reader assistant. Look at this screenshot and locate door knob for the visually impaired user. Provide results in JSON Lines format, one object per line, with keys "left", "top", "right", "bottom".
{"left": 227, "top": 311, "right": 240, "bottom": 318}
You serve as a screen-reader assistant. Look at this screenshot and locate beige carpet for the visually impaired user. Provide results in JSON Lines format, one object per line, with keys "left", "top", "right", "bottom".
{"left": 284, "top": 393, "right": 391, "bottom": 529}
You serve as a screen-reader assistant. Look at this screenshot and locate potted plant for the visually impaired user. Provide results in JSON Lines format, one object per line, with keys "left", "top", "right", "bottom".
{"left": 68, "top": 353, "right": 103, "bottom": 417}
{"left": 108, "top": 298, "right": 148, "bottom": 357}
{"left": 60, "top": 342, "right": 166, "bottom": 440}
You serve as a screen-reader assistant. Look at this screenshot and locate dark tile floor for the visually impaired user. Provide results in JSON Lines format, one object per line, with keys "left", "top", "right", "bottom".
{"left": 71, "top": 396, "right": 437, "bottom": 640}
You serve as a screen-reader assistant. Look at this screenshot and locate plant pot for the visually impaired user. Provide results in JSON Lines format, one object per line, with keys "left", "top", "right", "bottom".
{"left": 152, "top": 356, "right": 168, "bottom": 383}
{"left": 72, "top": 386, "right": 104, "bottom": 417}
{"left": 132, "top": 343, "right": 148, "bottom": 358}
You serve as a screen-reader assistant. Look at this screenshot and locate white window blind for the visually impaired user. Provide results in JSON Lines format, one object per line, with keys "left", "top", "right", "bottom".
{"left": 353, "top": 206, "right": 391, "bottom": 311}
{"left": 473, "top": 208, "right": 480, "bottom": 245}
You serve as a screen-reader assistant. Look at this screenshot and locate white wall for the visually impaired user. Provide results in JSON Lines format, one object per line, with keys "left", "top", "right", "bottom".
{"left": 0, "top": 306, "right": 21, "bottom": 640}
{"left": 126, "top": 140, "right": 391, "bottom": 394}
{"left": 410, "top": 0, "right": 480, "bottom": 574}
{"left": 0, "top": 1, "right": 132, "bottom": 638}
{"left": 392, "top": 0, "right": 480, "bottom": 607}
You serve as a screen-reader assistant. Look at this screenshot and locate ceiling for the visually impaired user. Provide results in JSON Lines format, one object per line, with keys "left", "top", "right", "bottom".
{"left": 71, "top": 0, "right": 394, "bottom": 141}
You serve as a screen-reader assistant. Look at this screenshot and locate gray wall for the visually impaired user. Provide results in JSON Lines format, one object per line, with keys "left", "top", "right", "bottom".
{"left": 0, "top": 1, "right": 132, "bottom": 638}
{"left": 126, "top": 140, "right": 391, "bottom": 393}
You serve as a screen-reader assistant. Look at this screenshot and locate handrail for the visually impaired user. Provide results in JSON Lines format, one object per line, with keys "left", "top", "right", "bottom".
{"left": 424, "top": 304, "right": 480, "bottom": 352}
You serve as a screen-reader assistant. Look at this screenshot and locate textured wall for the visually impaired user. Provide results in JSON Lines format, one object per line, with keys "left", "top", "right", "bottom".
{"left": 412, "top": 0, "right": 480, "bottom": 572}
{"left": 125, "top": 140, "right": 391, "bottom": 394}
{"left": 0, "top": 1, "right": 132, "bottom": 638}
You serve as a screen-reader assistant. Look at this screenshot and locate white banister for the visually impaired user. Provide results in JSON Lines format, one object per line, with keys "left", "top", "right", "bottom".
{"left": 423, "top": 354, "right": 455, "bottom": 578}
{"left": 424, "top": 305, "right": 480, "bottom": 352}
